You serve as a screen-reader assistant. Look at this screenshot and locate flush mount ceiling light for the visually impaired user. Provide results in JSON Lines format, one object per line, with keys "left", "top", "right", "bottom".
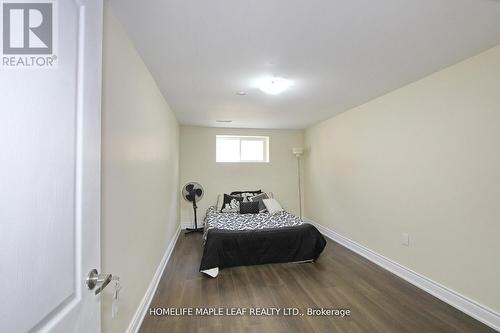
{"left": 236, "top": 91, "right": 247, "bottom": 96}
{"left": 216, "top": 120, "right": 232, "bottom": 123}
{"left": 255, "top": 76, "right": 293, "bottom": 95}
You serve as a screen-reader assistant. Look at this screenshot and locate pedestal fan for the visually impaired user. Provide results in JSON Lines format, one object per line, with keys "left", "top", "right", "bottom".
{"left": 182, "top": 182, "right": 204, "bottom": 234}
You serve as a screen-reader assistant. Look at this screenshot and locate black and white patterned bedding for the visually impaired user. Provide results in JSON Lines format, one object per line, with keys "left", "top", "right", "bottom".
{"left": 203, "top": 206, "right": 303, "bottom": 243}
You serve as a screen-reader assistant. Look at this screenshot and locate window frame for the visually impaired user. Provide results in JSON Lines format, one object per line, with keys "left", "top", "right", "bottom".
{"left": 216, "top": 135, "right": 270, "bottom": 163}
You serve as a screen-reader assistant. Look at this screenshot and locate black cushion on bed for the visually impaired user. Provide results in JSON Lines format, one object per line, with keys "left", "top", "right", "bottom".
{"left": 230, "top": 190, "right": 262, "bottom": 196}
{"left": 221, "top": 194, "right": 244, "bottom": 212}
{"left": 248, "top": 192, "right": 269, "bottom": 212}
{"left": 239, "top": 201, "right": 260, "bottom": 214}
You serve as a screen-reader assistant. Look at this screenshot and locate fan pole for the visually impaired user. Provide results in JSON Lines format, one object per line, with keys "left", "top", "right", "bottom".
{"left": 193, "top": 200, "right": 198, "bottom": 228}
{"left": 185, "top": 196, "right": 204, "bottom": 234}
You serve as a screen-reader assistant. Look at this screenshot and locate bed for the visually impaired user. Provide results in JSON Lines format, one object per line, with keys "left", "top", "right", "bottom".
{"left": 200, "top": 206, "right": 327, "bottom": 277}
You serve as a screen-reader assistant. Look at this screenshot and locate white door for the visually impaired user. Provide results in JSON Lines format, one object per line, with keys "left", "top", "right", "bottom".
{"left": 0, "top": 0, "right": 103, "bottom": 332}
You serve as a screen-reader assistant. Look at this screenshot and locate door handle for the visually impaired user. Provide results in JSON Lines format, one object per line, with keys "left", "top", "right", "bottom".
{"left": 86, "top": 269, "right": 113, "bottom": 295}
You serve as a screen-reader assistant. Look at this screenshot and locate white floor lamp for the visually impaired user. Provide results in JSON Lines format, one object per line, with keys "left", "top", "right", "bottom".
{"left": 292, "top": 147, "right": 303, "bottom": 219}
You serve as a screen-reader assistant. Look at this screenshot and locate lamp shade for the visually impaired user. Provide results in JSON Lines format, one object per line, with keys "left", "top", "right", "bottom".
{"left": 292, "top": 147, "right": 303, "bottom": 157}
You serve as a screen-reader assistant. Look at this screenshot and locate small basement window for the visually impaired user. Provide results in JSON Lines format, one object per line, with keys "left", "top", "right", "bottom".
{"left": 216, "top": 135, "right": 269, "bottom": 163}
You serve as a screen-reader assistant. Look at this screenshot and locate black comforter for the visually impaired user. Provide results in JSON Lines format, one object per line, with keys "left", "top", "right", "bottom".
{"left": 200, "top": 224, "right": 326, "bottom": 271}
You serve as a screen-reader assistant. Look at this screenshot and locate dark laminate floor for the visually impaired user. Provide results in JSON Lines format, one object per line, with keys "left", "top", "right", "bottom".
{"left": 139, "top": 232, "right": 495, "bottom": 333}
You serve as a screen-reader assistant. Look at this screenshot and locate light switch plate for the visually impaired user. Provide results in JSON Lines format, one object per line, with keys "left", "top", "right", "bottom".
{"left": 401, "top": 233, "right": 410, "bottom": 246}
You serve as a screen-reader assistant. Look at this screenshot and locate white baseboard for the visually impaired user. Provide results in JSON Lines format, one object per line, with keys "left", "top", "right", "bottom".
{"left": 126, "top": 224, "right": 181, "bottom": 333}
{"left": 304, "top": 217, "right": 500, "bottom": 332}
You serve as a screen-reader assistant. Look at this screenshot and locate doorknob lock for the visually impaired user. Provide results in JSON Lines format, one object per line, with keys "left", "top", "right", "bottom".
{"left": 86, "top": 269, "right": 113, "bottom": 295}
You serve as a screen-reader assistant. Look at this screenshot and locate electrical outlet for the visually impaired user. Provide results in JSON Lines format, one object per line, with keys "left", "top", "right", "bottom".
{"left": 401, "top": 233, "right": 410, "bottom": 247}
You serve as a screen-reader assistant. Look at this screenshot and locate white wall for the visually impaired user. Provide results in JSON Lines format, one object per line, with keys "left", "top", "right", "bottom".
{"left": 304, "top": 45, "right": 500, "bottom": 313}
{"left": 180, "top": 126, "right": 303, "bottom": 223}
{"left": 101, "top": 4, "right": 180, "bottom": 333}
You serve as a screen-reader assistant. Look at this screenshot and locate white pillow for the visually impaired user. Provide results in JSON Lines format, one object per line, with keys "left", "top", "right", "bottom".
{"left": 263, "top": 198, "right": 283, "bottom": 214}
